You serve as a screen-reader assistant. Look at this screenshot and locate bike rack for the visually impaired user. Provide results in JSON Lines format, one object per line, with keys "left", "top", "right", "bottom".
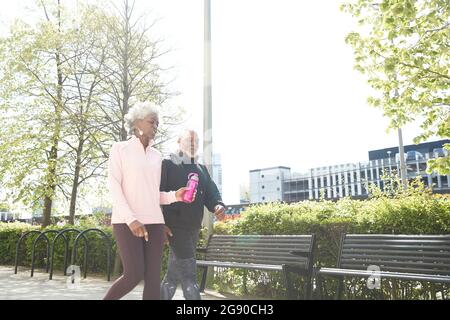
{"left": 72, "top": 228, "right": 112, "bottom": 281}
{"left": 30, "top": 230, "right": 61, "bottom": 277}
{"left": 14, "top": 230, "right": 42, "bottom": 274}
{"left": 49, "top": 228, "right": 88, "bottom": 280}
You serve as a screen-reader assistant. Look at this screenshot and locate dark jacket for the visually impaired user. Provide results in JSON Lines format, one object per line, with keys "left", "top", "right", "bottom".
{"left": 160, "top": 156, "right": 225, "bottom": 230}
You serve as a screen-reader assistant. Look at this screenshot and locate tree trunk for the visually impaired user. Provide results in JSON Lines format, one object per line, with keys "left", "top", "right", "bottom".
{"left": 120, "top": 0, "right": 131, "bottom": 142}
{"left": 69, "top": 136, "right": 84, "bottom": 225}
{"left": 43, "top": 3, "right": 64, "bottom": 227}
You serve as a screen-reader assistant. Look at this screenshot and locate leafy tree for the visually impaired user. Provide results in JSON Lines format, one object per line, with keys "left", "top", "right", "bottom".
{"left": 0, "top": 0, "right": 70, "bottom": 226}
{"left": 341, "top": 0, "right": 449, "bottom": 173}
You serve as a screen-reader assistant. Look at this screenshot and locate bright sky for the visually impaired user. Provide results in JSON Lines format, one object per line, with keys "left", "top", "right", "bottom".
{"left": 1, "top": 0, "right": 429, "bottom": 205}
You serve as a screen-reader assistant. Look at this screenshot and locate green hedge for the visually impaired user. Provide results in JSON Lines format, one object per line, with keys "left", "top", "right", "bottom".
{"left": 211, "top": 183, "right": 450, "bottom": 299}
{"left": 0, "top": 222, "right": 116, "bottom": 277}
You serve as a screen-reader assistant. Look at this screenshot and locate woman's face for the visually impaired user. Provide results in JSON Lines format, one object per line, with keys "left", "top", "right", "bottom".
{"left": 179, "top": 131, "right": 199, "bottom": 156}
{"left": 135, "top": 114, "right": 159, "bottom": 140}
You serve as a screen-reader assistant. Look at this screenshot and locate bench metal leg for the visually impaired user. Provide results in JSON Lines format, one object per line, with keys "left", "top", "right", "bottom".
{"left": 305, "top": 275, "right": 312, "bottom": 300}
{"left": 282, "top": 265, "right": 296, "bottom": 299}
{"left": 337, "top": 276, "right": 344, "bottom": 300}
{"left": 316, "top": 273, "right": 324, "bottom": 300}
{"left": 199, "top": 266, "right": 208, "bottom": 292}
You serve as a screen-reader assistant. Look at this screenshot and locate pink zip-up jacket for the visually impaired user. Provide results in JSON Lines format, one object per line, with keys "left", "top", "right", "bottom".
{"left": 108, "top": 135, "right": 177, "bottom": 226}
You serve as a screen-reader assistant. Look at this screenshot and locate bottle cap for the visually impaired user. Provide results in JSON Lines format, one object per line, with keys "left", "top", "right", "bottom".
{"left": 188, "top": 173, "right": 199, "bottom": 181}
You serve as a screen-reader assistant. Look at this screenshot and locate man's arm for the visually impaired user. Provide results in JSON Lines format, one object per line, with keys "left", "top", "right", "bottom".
{"left": 202, "top": 165, "right": 226, "bottom": 213}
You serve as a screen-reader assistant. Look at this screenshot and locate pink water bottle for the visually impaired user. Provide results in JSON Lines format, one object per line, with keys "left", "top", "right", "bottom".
{"left": 183, "top": 173, "right": 199, "bottom": 203}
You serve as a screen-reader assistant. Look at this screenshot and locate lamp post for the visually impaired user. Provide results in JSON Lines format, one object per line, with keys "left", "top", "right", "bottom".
{"left": 387, "top": 150, "right": 392, "bottom": 173}
{"left": 202, "top": 0, "right": 214, "bottom": 236}
{"left": 398, "top": 128, "right": 408, "bottom": 189}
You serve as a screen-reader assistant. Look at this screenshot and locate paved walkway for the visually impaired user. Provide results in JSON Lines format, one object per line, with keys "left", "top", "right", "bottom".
{"left": 0, "top": 266, "right": 231, "bottom": 300}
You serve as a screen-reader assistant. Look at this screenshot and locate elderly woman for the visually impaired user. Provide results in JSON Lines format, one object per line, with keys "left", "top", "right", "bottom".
{"left": 160, "top": 129, "right": 226, "bottom": 300}
{"left": 103, "top": 102, "right": 189, "bottom": 300}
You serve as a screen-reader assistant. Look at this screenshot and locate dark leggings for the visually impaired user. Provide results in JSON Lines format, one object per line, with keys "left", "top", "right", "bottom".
{"left": 103, "top": 223, "right": 165, "bottom": 300}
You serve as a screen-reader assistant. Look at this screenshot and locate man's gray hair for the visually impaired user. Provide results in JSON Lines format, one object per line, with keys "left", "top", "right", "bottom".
{"left": 124, "top": 101, "right": 160, "bottom": 135}
{"left": 178, "top": 128, "right": 199, "bottom": 140}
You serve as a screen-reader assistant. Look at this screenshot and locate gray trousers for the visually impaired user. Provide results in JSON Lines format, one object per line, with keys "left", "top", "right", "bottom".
{"left": 161, "top": 227, "right": 201, "bottom": 300}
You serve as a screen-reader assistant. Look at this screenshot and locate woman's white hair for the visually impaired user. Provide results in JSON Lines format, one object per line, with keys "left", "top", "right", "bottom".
{"left": 124, "top": 101, "right": 160, "bottom": 135}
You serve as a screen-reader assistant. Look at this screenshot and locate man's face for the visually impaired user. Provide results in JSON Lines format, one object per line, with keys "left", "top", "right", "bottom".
{"left": 179, "top": 131, "right": 199, "bottom": 156}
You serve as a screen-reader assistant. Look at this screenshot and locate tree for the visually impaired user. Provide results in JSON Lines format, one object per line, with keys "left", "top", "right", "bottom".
{"left": 341, "top": 0, "right": 449, "bottom": 173}
{"left": 60, "top": 4, "right": 111, "bottom": 224}
{"left": 0, "top": 0, "right": 71, "bottom": 227}
{"left": 97, "top": 0, "right": 183, "bottom": 144}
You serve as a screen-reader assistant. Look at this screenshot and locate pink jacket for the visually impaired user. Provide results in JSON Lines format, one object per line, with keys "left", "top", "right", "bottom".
{"left": 108, "top": 136, "right": 177, "bottom": 225}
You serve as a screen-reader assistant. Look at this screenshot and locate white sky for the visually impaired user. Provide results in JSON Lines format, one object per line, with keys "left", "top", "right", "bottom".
{"left": 1, "top": 0, "right": 429, "bottom": 205}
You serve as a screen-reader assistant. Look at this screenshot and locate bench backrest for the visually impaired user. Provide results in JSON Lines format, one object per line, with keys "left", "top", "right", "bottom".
{"left": 204, "top": 234, "right": 315, "bottom": 269}
{"left": 337, "top": 234, "right": 450, "bottom": 276}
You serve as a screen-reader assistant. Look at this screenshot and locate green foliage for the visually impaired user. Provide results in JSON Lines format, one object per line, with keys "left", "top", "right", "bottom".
{"left": 341, "top": 0, "right": 450, "bottom": 174}
{"left": 211, "top": 179, "right": 450, "bottom": 299}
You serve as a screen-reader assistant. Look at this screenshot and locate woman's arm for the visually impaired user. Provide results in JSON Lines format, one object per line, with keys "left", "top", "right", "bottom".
{"left": 108, "top": 144, "right": 137, "bottom": 226}
{"left": 159, "top": 159, "right": 178, "bottom": 205}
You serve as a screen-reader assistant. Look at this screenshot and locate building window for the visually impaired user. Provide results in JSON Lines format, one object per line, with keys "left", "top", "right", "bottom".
{"left": 262, "top": 196, "right": 265, "bottom": 200}
{"left": 277, "top": 176, "right": 280, "bottom": 180}
{"left": 277, "top": 187, "right": 280, "bottom": 191}
{"left": 261, "top": 175, "right": 264, "bottom": 178}
{"left": 262, "top": 185, "right": 265, "bottom": 189}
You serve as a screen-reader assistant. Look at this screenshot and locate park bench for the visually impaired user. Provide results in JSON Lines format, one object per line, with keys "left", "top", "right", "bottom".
{"left": 197, "top": 234, "right": 316, "bottom": 299}
{"left": 315, "top": 234, "right": 450, "bottom": 299}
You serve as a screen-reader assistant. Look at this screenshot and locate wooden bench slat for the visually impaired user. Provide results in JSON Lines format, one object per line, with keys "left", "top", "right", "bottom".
{"left": 340, "top": 249, "right": 450, "bottom": 257}
{"left": 341, "top": 253, "right": 450, "bottom": 263}
{"left": 339, "top": 263, "right": 450, "bottom": 275}
{"left": 206, "top": 249, "right": 309, "bottom": 256}
{"left": 344, "top": 239, "right": 450, "bottom": 245}
{"left": 317, "top": 268, "right": 450, "bottom": 284}
{"left": 208, "top": 240, "right": 312, "bottom": 246}
{"left": 205, "top": 255, "right": 308, "bottom": 265}
{"left": 345, "top": 235, "right": 450, "bottom": 239}
{"left": 342, "top": 244, "right": 450, "bottom": 251}
{"left": 206, "top": 245, "right": 311, "bottom": 252}
{"left": 209, "top": 243, "right": 310, "bottom": 247}
{"left": 197, "top": 260, "right": 284, "bottom": 271}
{"left": 340, "top": 258, "right": 450, "bottom": 269}
{"left": 211, "top": 235, "right": 313, "bottom": 239}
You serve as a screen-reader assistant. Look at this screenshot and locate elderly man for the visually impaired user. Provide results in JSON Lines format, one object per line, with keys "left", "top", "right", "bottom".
{"left": 160, "top": 129, "right": 226, "bottom": 300}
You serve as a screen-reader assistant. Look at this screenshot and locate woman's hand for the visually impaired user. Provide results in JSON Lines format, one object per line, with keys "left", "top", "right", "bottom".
{"left": 163, "top": 225, "right": 173, "bottom": 245}
{"left": 175, "top": 187, "right": 187, "bottom": 201}
{"left": 129, "top": 220, "right": 148, "bottom": 242}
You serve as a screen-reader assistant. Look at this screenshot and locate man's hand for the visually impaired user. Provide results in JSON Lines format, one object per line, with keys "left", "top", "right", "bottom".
{"left": 175, "top": 187, "right": 198, "bottom": 203}
{"left": 129, "top": 220, "right": 148, "bottom": 242}
{"left": 214, "top": 204, "right": 226, "bottom": 221}
{"left": 163, "top": 225, "right": 173, "bottom": 245}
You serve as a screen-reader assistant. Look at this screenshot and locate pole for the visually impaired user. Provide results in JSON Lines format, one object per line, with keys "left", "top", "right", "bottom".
{"left": 398, "top": 127, "right": 408, "bottom": 189}
{"left": 202, "top": 0, "right": 214, "bottom": 236}
{"left": 202, "top": 0, "right": 215, "bottom": 292}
